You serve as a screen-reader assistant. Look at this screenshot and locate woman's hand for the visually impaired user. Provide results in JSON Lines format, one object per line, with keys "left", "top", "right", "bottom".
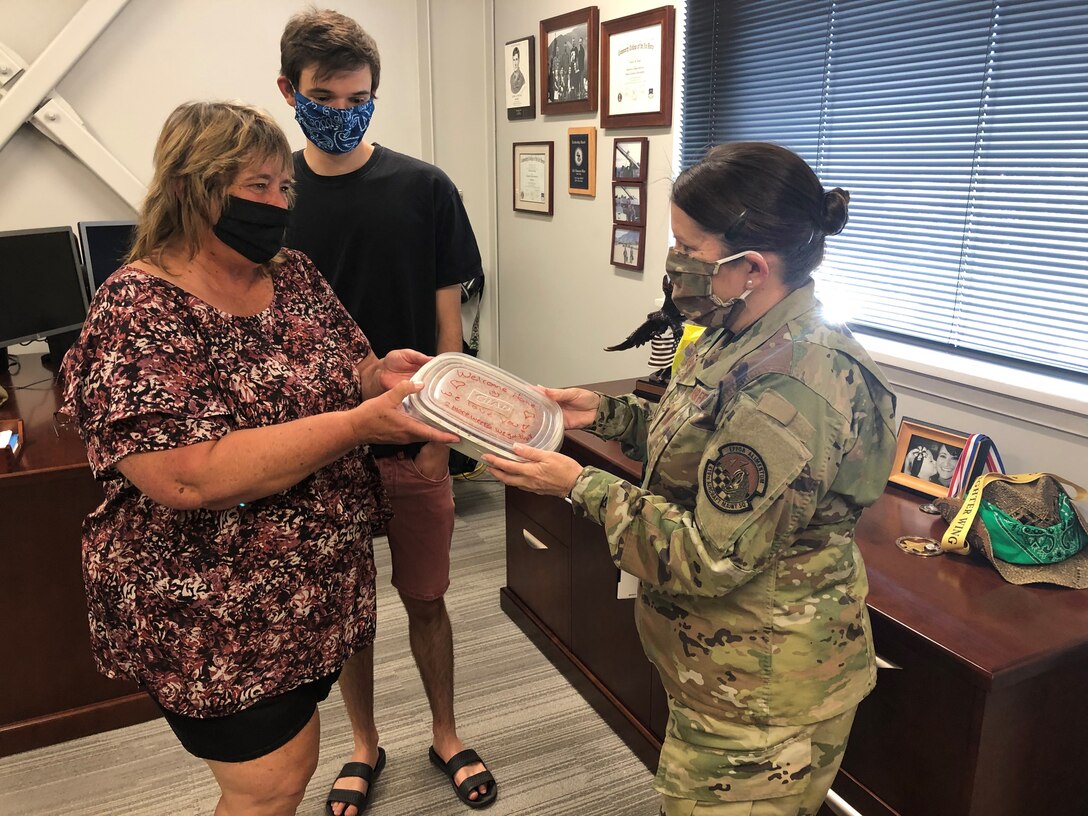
{"left": 349, "top": 381, "right": 458, "bottom": 445}
{"left": 356, "top": 349, "right": 432, "bottom": 398}
{"left": 905, "top": 446, "right": 938, "bottom": 481}
{"left": 540, "top": 387, "right": 600, "bottom": 430}
{"left": 482, "top": 444, "right": 584, "bottom": 497}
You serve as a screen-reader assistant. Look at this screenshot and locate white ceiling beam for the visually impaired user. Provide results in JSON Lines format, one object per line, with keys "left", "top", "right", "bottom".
{"left": 32, "top": 98, "right": 143, "bottom": 210}
{"left": 0, "top": 0, "right": 131, "bottom": 152}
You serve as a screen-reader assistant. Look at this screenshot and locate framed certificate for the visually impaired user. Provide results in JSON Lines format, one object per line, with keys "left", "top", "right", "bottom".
{"left": 568, "top": 126, "right": 596, "bottom": 196}
{"left": 600, "top": 6, "right": 675, "bottom": 129}
{"left": 513, "top": 141, "right": 554, "bottom": 215}
{"left": 611, "top": 225, "right": 644, "bottom": 270}
{"left": 540, "top": 7, "right": 599, "bottom": 116}
{"left": 505, "top": 36, "right": 536, "bottom": 120}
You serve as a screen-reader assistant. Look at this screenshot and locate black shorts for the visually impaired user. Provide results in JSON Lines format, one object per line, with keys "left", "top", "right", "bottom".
{"left": 154, "top": 671, "right": 339, "bottom": 763}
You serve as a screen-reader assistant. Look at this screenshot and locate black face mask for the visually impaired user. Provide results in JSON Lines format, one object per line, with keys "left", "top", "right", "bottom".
{"left": 212, "top": 195, "right": 289, "bottom": 265}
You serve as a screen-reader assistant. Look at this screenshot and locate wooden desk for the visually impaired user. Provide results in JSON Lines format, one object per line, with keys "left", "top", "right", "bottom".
{"left": 501, "top": 379, "right": 1088, "bottom": 816}
{"left": 0, "top": 353, "right": 159, "bottom": 757}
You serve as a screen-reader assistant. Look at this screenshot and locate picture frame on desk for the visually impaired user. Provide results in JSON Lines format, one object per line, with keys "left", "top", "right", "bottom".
{"left": 889, "top": 417, "right": 985, "bottom": 499}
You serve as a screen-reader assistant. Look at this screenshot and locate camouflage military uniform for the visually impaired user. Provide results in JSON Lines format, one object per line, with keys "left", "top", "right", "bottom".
{"left": 569, "top": 282, "right": 897, "bottom": 811}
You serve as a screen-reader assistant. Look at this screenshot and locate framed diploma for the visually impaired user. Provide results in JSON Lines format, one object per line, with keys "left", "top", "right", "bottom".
{"left": 600, "top": 6, "right": 675, "bottom": 129}
{"left": 513, "top": 141, "right": 554, "bottom": 216}
{"left": 539, "top": 7, "right": 599, "bottom": 116}
{"left": 612, "top": 182, "right": 644, "bottom": 226}
{"left": 613, "top": 136, "right": 648, "bottom": 182}
{"left": 611, "top": 225, "right": 645, "bottom": 270}
{"left": 568, "top": 126, "right": 596, "bottom": 196}
{"left": 505, "top": 36, "right": 536, "bottom": 120}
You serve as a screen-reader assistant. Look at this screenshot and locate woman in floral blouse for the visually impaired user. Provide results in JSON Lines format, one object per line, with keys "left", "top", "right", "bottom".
{"left": 60, "top": 101, "right": 454, "bottom": 815}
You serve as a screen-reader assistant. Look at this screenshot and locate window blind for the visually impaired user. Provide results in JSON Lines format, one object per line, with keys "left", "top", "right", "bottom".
{"left": 680, "top": 0, "right": 1088, "bottom": 377}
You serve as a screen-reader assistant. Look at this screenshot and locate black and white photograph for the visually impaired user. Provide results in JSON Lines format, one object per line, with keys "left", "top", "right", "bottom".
{"left": 504, "top": 36, "right": 535, "bottom": 120}
{"left": 539, "top": 7, "right": 599, "bottom": 116}
{"left": 889, "top": 417, "right": 978, "bottom": 498}
{"left": 612, "top": 182, "right": 643, "bottom": 225}
{"left": 613, "top": 137, "right": 648, "bottom": 182}
{"left": 611, "top": 225, "right": 644, "bottom": 270}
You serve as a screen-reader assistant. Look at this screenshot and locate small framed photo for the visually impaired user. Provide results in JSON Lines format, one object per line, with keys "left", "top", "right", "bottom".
{"left": 612, "top": 182, "right": 643, "bottom": 226}
{"left": 889, "top": 417, "right": 983, "bottom": 498}
{"left": 505, "top": 36, "right": 536, "bottom": 120}
{"left": 601, "top": 6, "right": 675, "bottom": 129}
{"left": 568, "top": 126, "right": 596, "bottom": 196}
{"left": 613, "top": 137, "right": 648, "bottom": 182}
{"left": 611, "top": 225, "right": 644, "bottom": 270}
{"left": 513, "top": 141, "right": 554, "bottom": 216}
{"left": 540, "top": 6, "right": 600, "bottom": 116}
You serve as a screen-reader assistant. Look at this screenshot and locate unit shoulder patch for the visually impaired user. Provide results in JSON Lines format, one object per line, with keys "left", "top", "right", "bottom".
{"left": 702, "top": 443, "right": 768, "bottom": 513}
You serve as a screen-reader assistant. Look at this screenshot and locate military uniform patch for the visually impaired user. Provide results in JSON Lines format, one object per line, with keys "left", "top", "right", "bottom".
{"left": 703, "top": 443, "right": 768, "bottom": 513}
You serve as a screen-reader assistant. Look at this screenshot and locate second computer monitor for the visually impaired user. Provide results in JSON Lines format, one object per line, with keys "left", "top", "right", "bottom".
{"left": 78, "top": 220, "right": 137, "bottom": 296}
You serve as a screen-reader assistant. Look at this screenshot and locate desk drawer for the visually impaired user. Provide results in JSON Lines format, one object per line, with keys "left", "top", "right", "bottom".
{"left": 504, "top": 486, "right": 571, "bottom": 545}
{"left": 839, "top": 614, "right": 977, "bottom": 816}
{"left": 505, "top": 505, "right": 571, "bottom": 645}
{"left": 570, "top": 514, "right": 653, "bottom": 729}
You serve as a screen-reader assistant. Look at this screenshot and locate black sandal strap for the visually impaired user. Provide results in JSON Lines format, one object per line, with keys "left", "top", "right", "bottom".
{"left": 444, "top": 748, "right": 483, "bottom": 776}
{"left": 327, "top": 787, "right": 366, "bottom": 808}
{"left": 456, "top": 770, "right": 496, "bottom": 796}
{"left": 338, "top": 761, "right": 375, "bottom": 782}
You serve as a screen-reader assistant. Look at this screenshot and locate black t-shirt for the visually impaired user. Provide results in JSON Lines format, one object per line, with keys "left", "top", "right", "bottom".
{"left": 285, "top": 144, "right": 483, "bottom": 359}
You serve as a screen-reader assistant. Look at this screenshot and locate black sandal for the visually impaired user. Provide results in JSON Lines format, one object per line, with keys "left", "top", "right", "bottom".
{"left": 325, "top": 747, "right": 386, "bottom": 816}
{"left": 428, "top": 746, "right": 498, "bottom": 809}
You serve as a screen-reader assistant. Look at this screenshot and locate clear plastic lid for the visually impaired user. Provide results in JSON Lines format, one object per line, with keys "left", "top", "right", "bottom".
{"left": 403, "top": 352, "right": 564, "bottom": 460}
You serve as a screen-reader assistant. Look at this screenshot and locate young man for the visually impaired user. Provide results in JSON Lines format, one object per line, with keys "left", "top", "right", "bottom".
{"left": 278, "top": 10, "right": 495, "bottom": 815}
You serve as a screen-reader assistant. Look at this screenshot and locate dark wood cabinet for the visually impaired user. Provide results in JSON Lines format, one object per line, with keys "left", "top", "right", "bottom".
{"left": 0, "top": 354, "right": 160, "bottom": 757}
{"left": 501, "top": 378, "right": 1088, "bottom": 816}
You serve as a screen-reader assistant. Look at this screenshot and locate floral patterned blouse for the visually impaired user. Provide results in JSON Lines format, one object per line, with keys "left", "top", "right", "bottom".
{"left": 60, "top": 249, "right": 390, "bottom": 717}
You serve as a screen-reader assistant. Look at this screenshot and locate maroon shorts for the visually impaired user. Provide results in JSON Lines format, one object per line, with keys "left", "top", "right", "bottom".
{"left": 376, "top": 452, "right": 454, "bottom": 600}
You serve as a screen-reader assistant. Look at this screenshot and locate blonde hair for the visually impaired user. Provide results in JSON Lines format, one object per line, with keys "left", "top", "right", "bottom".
{"left": 128, "top": 101, "right": 293, "bottom": 267}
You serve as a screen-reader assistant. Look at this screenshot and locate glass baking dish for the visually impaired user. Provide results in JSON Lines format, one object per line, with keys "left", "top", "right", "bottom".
{"left": 402, "top": 352, "right": 564, "bottom": 461}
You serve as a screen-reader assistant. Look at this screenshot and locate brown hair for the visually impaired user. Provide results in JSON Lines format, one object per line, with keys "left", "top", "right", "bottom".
{"left": 127, "top": 101, "right": 292, "bottom": 268}
{"left": 671, "top": 142, "right": 850, "bottom": 287}
{"left": 280, "top": 7, "right": 381, "bottom": 95}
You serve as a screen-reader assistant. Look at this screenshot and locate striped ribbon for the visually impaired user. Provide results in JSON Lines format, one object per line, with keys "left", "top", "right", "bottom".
{"left": 945, "top": 433, "right": 1005, "bottom": 498}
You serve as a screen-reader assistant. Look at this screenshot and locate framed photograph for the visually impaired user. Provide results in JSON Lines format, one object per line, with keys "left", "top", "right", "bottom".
{"left": 505, "top": 36, "right": 536, "bottom": 120}
{"left": 600, "top": 6, "right": 675, "bottom": 129}
{"left": 568, "top": 126, "right": 596, "bottom": 196}
{"left": 612, "top": 182, "right": 644, "bottom": 226}
{"left": 611, "top": 225, "right": 644, "bottom": 270}
{"left": 889, "top": 417, "right": 985, "bottom": 499}
{"left": 540, "top": 6, "right": 600, "bottom": 116}
{"left": 513, "top": 141, "right": 554, "bottom": 216}
{"left": 613, "top": 136, "right": 648, "bottom": 182}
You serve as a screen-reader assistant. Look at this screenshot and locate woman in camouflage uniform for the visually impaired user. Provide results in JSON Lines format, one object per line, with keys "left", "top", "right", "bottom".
{"left": 485, "top": 142, "right": 897, "bottom": 816}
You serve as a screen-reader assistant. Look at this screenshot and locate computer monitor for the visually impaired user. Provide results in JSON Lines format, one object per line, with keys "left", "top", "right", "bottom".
{"left": 0, "top": 226, "right": 88, "bottom": 349}
{"left": 78, "top": 220, "right": 137, "bottom": 296}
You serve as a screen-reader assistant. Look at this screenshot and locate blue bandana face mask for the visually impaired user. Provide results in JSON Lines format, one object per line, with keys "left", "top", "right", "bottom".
{"left": 293, "top": 92, "right": 374, "bottom": 154}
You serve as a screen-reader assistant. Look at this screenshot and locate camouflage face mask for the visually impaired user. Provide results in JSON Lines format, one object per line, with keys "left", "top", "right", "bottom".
{"left": 665, "top": 248, "right": 753, "bottom": 329}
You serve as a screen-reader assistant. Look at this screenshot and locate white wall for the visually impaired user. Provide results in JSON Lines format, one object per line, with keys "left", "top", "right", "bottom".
{"left": 0, "top": 0, "right": 426, "bottom": 232}
{"left": 492, "top": 0, "right": 685, "bottom": 387}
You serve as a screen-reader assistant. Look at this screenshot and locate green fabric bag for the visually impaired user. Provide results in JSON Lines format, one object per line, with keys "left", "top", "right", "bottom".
{"left": 979, "top": 492, "right": 1088, "bottom": 565}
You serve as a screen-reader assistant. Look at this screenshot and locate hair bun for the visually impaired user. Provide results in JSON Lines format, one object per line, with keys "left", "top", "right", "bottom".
{"left": 820, "top": 187, "right": 850, "bottom": 235}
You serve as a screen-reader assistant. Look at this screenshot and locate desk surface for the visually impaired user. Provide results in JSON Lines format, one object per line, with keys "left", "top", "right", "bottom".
{"left": 572, "top": 379, "right": 1088, "bottom": 691}
{"left": 0, "top": 351, "right": 87, "bottom": 478}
